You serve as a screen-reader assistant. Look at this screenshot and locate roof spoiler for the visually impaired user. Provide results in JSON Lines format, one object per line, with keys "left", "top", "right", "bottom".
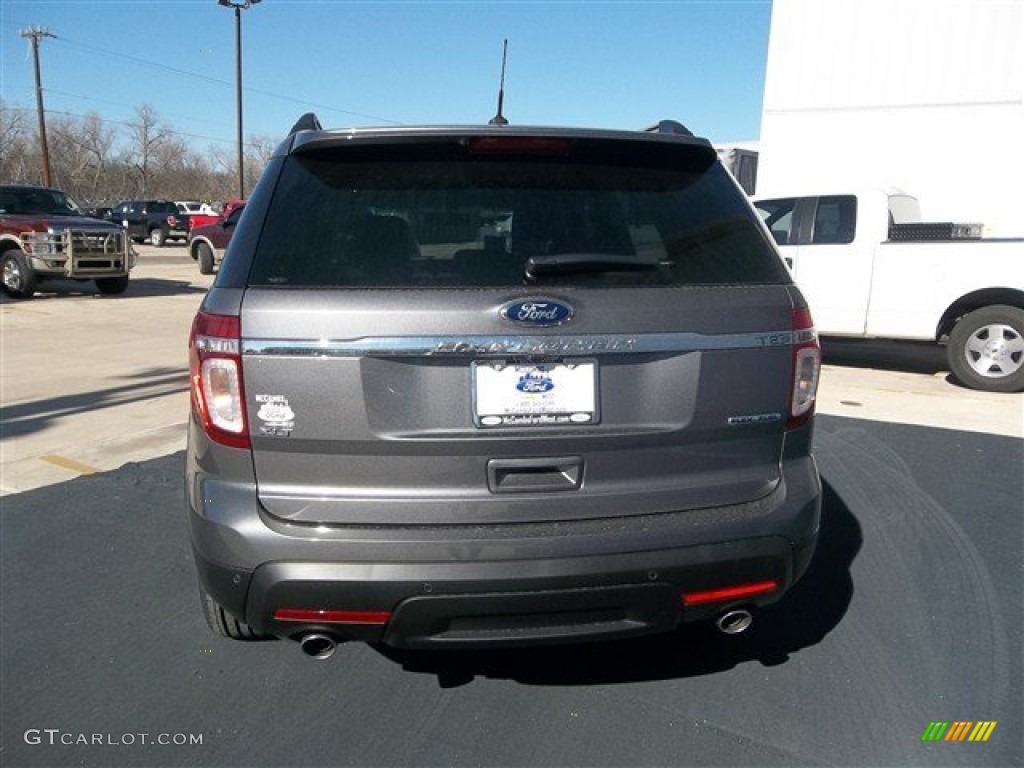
{"left": 643, "top": 120, "right": 693, "bottom": 137}
{"left": 289, "top": 112, "right": 322, "bottom": 136}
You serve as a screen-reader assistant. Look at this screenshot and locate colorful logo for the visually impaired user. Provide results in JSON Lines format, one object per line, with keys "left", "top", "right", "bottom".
{"left": 516, "top": 370, "right": 555, "bottom": 393}
{"left": 921, "top": 721, "right": 997, "bottom": 742}
{"left": 499, "top": 298, "right": 574, "bottom": 327}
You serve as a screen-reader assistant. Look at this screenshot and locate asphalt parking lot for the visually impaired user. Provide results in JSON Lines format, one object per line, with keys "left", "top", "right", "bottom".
{"left": 2, "top": 244, "right": 1022, "bottom": 767}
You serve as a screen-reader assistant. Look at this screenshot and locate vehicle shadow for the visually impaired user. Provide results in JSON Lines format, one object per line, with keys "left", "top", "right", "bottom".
{"left": 820, "top": 337, "right": 974, "bottom": 390}
{"left": 377, "top": 480, "right": 861, "bottom": 687}
{"left": 117, "top": 277, "right": 209, "bottom": 298}
{"left": 0, "top": 367, "right": 188, "bottom": 440}
{"left": 821, "top": 337, "right": 948, "bottom": 375}
{"left": 0, "top": 277, "right": 207, "bottom": 302}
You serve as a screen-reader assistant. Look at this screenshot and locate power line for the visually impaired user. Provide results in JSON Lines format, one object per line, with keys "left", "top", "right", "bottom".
{"left": 2, "top": 17, "right": 402, "bottom": 125}
{"left": 54, "top": 34, "right": 404, "bottom": 124}
{"left": 41, "top": 88, "right": 234, "bottom": 130}
{"left": 2, "top": 105, "right": 272, "bottom": 151}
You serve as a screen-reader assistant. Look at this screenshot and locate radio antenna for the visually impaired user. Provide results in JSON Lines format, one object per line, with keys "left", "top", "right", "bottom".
{"left": 489, "top": 39, "right": 509, "bottom": 126}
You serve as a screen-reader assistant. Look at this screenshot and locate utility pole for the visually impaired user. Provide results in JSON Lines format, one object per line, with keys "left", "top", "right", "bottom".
{"left": 20, "top": 26, "right": 56, "bottom": 187}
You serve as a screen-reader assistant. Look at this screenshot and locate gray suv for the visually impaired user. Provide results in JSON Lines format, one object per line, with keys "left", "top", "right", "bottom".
{"left": 186, "top": 115, "right": 822, "bottom": 659}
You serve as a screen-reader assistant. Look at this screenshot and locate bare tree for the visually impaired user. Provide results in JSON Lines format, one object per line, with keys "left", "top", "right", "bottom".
{"left": 48, "top": 113, "right": 93, "bottom": 199}
{"left": 0, "top": 101, "right": 36, "bottom": 183}
{"left": 127, "top": 104, "right": 169, "bottom": 197}
{"left": 2, "top": 99, "right": 275, "bottom": 204}
{"left": 241, "top": 132, "right": 279, "bottom": 195}
{"left": 79, "top": 112, "right": 117, "bottom": 201}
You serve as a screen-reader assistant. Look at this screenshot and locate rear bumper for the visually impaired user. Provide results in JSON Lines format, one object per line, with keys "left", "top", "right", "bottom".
{"left": 188, "top": 426, "right": 821, "bottom": 648}
{"left": 195, "top": 530, "right": 817, "bottom": 648}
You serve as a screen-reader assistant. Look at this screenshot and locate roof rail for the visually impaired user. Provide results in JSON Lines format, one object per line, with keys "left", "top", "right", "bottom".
{"left": 289, "top": 112, "right": 322, "bottom": 136}
{"left": 643, "top": 120, "right": 693, "bottom": 137}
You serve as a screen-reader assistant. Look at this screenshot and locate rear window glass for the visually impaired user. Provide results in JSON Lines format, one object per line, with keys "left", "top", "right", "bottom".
{"left": 811, "top": 195, "right": 857, "bottom": 245}
{"left": 754, "top": 198, "right": 797, "bottom": 246}
{"left": 249, "top": 142, "right": 787, "bottom": 288}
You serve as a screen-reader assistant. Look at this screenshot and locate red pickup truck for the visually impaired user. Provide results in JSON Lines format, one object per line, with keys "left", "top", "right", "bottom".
{"left": 187, "top": 199, "right": 245, "bottom": 233}
{"left": 187, "top": 201, "right": 245, "bottom": 274}
{"left": 1, "top": 184, "right": 134, "bottom": 298}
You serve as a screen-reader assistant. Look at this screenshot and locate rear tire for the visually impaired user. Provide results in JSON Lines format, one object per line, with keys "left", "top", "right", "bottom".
{"left": 196, "top": 242, "right": 215, "bottom": 275}
{"left": 199, "top": 585, "right": 265, "bottom": 640}
{"left": 947, "top": 305, "right": 1024, "bottom": 392}
{"left": 2, "top": 250, "right": 37, "bottom": 299}
{"left": 96, "top": 275, "right": 130, "bottom": 295}
{"left": 150, "top": 227, "right": 166, "bottom": 247}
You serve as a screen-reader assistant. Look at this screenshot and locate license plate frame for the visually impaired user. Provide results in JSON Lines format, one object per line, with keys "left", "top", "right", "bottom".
{"left": 472, "top": 359, "right": 599, "bottom": 428}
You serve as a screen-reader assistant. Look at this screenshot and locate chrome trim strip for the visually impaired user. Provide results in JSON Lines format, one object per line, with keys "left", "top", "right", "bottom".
{"left": 241, "top": 330, "right": 796, "bottom": 357}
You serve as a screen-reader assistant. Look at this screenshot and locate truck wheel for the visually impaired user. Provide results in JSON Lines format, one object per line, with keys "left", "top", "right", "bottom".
{"left": 199, "top": 585, "right": 265, "bottom": 640}
{"left": 2, "top": 250, "right": 37, "bottom": 299}
{"left": 947, "top": 305, "right": 1024, "bottom": 393}
{"left": 197, "top": 242, "right": 215, "bottom": 274}
{"left": 96, "top": 275, "right": 130, "bottom": 295}
{"left": 150, "top": 228, "right": 166, "bottom": 247}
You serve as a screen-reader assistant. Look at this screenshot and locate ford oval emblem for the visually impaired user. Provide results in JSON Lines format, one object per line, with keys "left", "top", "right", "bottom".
{"left": 516, "top": 371, "right": 555, "bottom": 393}
{"left": 500, "top": 298, "right": 574, "bottom": 327}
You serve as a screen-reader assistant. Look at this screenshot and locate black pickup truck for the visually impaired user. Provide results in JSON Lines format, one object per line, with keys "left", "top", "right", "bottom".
{"left": 108, "top": 199, "right": 189, "bottom": 246}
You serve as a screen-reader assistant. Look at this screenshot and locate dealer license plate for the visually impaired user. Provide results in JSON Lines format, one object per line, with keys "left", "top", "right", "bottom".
{"left": 472, "top": 360, "right": 598, "bottom": 428}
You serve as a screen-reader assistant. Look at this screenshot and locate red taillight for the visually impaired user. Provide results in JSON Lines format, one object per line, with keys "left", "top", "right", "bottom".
{"left": 682, "top": 580, "right": 778, "bottom": 606}
{"left": 787, "top": 307, "right": 821, "bottom": 431}
{"left": 274, "top": 609, "right": 392, "bottom": 625}
{"left": 189, "top": 311, "right": 249, "bottom": 449}
{"left": 168, "top": 215, "right": 178, "bottom": 228}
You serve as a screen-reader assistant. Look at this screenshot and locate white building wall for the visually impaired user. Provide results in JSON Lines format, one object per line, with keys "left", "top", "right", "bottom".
{"left": 758, "top": 0, "right": 1024, "bottom": 236}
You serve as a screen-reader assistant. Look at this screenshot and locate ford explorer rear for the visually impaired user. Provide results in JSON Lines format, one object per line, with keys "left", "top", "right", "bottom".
{"left": 185, "top": 116, "right": 822, "bottom": 658}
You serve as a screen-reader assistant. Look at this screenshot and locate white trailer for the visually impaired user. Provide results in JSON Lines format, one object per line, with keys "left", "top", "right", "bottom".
{"left": 758, "top": 0, "right": 1024, "bottom": 238}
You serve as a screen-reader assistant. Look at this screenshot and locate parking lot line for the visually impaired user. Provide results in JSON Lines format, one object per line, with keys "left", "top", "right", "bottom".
{"left": 39, "top": 454, "right": 100, "bottom": 476}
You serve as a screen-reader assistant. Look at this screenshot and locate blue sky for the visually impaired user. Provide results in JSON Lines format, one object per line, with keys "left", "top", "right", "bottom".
{"left": 1, "top": 0, "right": 772, "bottom": 155}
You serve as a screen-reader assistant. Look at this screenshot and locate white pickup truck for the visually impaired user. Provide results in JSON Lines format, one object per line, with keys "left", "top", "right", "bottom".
{"left": 752, "top": 189, "right": 1024, "bottom": 393}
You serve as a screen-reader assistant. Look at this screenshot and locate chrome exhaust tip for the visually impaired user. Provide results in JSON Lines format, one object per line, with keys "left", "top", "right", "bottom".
{"left": 299, "top": 633, "right": 337, "bottom": 660}
{"left": 715, "top": 609, "right": 753, "bottom": 635}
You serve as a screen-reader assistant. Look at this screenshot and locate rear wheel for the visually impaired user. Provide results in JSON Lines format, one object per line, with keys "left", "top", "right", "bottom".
{"left": 96, "top": 275, "right": 129, "bottom": 295}
{"left": 199, "top": 585, "right": 265, "bottom": 640}
{"left": 2, "top": 250, "right": 37, "bottom": 299}
{"left": 150, "top": 227, "right": 166, "bottom": 247}
{"left": 947, "top": 305, "right": 1024, "bottom": 392}
{"left": 196, "top": 242, "right": 215, "bottom": 275}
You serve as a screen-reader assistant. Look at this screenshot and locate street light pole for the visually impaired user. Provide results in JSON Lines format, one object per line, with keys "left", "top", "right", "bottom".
{"left": 233, "top": 4, "right": 243, "bottom": 199}
{"left": 218, "top": 0, "right": 260, "bottom": 199}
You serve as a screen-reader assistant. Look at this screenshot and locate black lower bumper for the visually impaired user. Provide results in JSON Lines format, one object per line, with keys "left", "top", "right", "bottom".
{"left": 195, "top": 530, "right": 817, "bottom": 649}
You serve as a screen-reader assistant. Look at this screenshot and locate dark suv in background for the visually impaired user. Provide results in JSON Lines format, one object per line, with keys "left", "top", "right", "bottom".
{"left": 109, "top": 199, "right": 188, "bottom": 246}
{"left": 186, "top": 115, "right": 822, "bottom": 659}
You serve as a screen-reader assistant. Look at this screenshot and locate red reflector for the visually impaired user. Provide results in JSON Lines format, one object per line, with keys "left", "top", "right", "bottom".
{"left": 682, "top": 580, "right": 778, "bottom": 606}
{"left": 467, "top": 136, "right": 572, "bottom": 155}
{"left": 274, "top": 609, "right": 392, "bottom": 625}
{"left": 191, "top": 311, "right": 240, "bottom": 340}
